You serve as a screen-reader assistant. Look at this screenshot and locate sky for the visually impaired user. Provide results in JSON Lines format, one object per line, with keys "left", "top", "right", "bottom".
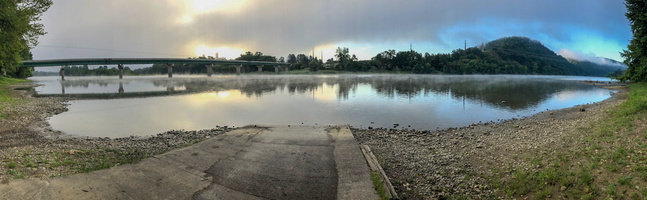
{"left": 31, "top": 0, "right": 631, "bottom": 64}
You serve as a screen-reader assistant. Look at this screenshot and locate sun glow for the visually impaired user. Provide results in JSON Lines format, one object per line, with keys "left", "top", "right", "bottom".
{"left": 194, "top": 45, "right": 244, "bottom": 59}
{"left": 190, "top": 0, "right": 242, "bottom": 13}
{"left": 178, "top": 0, "right": 248, "bottom": 24}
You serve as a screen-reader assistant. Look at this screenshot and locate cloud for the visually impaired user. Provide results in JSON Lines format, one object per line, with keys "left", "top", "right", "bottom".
{"left": 32, "top": 0, "right": 630, "bottom": 61}
{"left": 558, "top": 49, "right": 626, "bottom": 67}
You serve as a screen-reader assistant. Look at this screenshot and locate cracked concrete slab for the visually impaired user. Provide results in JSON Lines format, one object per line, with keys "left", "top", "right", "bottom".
{"left": 0, "top": 125, "right": 379, "bottom": 200}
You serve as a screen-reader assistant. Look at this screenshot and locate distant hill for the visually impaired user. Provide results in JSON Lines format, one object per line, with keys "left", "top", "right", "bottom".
{"left": 484, "top": 37, "right": 575, "bottom": 75}
{"left": 483, "top": 36, "right": 625, "bottom": 77}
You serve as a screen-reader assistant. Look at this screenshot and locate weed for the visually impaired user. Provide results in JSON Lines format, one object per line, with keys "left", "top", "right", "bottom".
{"left": 579, "top": 169, "right": 594, "bottom": 186}
{"left": 6, "top": 162, "right": 17, "bottom": 169}
{"left": 370, "top": 171, "right": 389, "bottom": 200}
{"left": 7, "top": 170, "right": 25, "bottom": 179}
{"left": 607, "top": 183, "right": 617, "bottom": 197}
{"left": 618, "top": 175, "right": 633, "bottom": 186}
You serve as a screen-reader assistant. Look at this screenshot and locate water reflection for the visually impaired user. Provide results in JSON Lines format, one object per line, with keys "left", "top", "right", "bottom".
{"left": 31, "top": 75, "right": 614, "bottom": 137}
{"left": 32, "top": 75, "right": 607, "bottom": 111}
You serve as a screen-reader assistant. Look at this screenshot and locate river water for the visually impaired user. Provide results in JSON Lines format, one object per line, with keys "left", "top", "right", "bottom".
{"left": 30, "top": 75, "right": 614, "bottom": 138}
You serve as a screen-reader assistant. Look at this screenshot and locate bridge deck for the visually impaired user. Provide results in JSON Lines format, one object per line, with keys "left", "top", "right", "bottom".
{"left": 20, "top": 58, "right": 288, "bottom": 67}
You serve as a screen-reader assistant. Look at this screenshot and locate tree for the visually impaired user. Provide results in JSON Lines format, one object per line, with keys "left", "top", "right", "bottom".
{"left": 235, "top": 51, "right": 277, "bottom": 62}
{"left": 621, "top": 0, "right": 647, "bottom": 82}
{"left": 286, "top": 54, "right": 297, "bottom": 64}
{"left": 0, "top": 0, "right": 52, "bottom": 78}
{"left": 335, "top": 47, "right": 350, "bottom": 70}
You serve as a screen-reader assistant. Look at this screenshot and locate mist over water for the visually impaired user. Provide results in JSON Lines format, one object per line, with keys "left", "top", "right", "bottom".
{"left": 30, "top": 75, "right": 613, "bottom": 138}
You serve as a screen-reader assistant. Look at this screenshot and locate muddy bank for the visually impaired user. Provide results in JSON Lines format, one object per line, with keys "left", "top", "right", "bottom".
{"left": 352, "top": 87, "right": 627, "bottom": 199}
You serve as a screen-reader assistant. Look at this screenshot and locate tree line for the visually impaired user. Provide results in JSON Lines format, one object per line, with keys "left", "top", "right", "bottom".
{"left": 0, "top": 0, "right": 52, "bottom": 78}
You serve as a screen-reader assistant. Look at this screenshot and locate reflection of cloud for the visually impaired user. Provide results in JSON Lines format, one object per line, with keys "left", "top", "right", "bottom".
{"left": 312, "top": 83, "right": 337, "bottom": 102}
{"left": 217, "top": 91, "right": 231, "bottom": 98}
{"left": 187, "top": 90, "right": 241, "bottom": 106}
{"left": 553, "top": 90, "right": 578, "bottom": 102}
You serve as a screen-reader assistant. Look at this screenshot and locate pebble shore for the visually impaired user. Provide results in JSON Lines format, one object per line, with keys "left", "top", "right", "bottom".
{"left": 352, "top": 87, "right": 627, "bottom": 199}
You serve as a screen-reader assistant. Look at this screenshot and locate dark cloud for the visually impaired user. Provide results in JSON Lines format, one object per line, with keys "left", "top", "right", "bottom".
{"left": 32, "top": 0, "right": 630, "bottom": 60}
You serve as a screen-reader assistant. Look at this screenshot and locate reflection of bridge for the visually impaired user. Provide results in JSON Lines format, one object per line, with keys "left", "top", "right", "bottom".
{"left": 20, "top": 58, "right": 290, "bottom": 80}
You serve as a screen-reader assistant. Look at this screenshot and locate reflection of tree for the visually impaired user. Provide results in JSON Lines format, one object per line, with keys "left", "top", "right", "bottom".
{"left": 366, "top": 76, "right": 591, "bottom": 110}
{"left": 49, "top": 75, "right": 598, "bottom": 111}
{"left": 61, "top": 79, "right": 131, "bottom": 89}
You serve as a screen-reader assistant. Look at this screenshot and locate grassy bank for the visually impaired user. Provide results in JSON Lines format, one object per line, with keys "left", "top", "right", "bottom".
{"left": 0, "top": 77, "right": 28, "bottom": 118}
{"left": 492, "top": 83, "right": 647, "bottom": 199}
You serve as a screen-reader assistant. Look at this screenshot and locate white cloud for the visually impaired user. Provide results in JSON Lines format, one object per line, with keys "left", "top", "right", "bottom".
{"left": 31, "top": 0, "right": 630, "bottom": 61}
{"left": 558, "top": 49, "right": 626, "bottom": 67}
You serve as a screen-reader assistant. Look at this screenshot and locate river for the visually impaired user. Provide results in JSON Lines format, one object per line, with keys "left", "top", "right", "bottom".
{"left": 30, "top": 74, "right": 614, "bottom": 138}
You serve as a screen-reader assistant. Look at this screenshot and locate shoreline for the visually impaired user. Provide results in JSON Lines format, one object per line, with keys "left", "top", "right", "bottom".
{"left": 352, "top": 86, "right": 627, "bottom": 198}
{"left": 0, "top": 82, "right": 234, "bottom": 181}
{"left": 0, "top": 80, "right": 628, "bottom": 198}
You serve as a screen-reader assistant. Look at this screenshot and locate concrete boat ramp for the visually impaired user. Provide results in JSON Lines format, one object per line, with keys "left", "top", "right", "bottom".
{"left": 0, "top": 125, "right": 380, "bottom": 199}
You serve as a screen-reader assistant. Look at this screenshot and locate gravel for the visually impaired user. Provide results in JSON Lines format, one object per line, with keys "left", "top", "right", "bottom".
{"left": 352, "top": 87, "right": 627, "bottom": 199}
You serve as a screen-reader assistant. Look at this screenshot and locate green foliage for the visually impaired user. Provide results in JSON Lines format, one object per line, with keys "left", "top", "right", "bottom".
{"left": 235, "top": 51, "right": 277, "bottom": 62}
{"left": 60, "top": 65, "right": 134, "bottom": 76}
{"left": 0, "top": 76, "right": 28, "bottom": 109}
{"left": 300, "top": 37, "right": 622, "bottom": 76}
{"left": 370, "top": 171, "right": 389, "bottom": 200}
{"left": 335, "top": 47, "right": 351, "bottom": 70}
{"left": 621, "top": 0, "right": 647, "bottom": 82}
{"left": 0, "top": 0, "right": 52, "bottom": 78}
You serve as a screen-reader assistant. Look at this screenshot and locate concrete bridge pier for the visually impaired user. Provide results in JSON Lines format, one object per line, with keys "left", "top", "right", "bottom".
{"left": 257, "top": 65, "right": 263, "bottom": 73}
{"left": 206, "top": 65, "right": 213, "bottom": 77}
{"left": 235, "top": 65, "right": 242, "bottom": 76}
{"left": 167, "top": 64, "right": 174, "bottom": 78}
{"left": 118, "top": 64, "right": 124, "bottom": 79}
{"left": 59, "top": 66, "right": 65, "bottom": 81}
{"left": 118, "top": 82, "right": 124, "bottom": 94}
{"left": 274, "top": 66, "right": 280, "bottom": 73}
{"left": 60, "top": 81, "right": 65, "bottom": 94}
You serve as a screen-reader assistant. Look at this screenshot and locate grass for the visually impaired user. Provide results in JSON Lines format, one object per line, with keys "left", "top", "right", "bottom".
{"left": 490, "top": 83, "right": 647, "bottom": 199}
{"left": 0, "top": 76, "right": 28, "bottom": 118}
{"left": 370, "top": 171, "right": 389, "bottom": 200}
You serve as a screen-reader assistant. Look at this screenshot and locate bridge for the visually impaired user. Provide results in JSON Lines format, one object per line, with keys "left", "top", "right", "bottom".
{"left": 20, "top": 58, "right": 290, "bottom": 80}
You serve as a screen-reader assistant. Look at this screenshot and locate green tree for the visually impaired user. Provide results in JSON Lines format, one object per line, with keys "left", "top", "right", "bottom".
{"left": 0, "top": 0, "right": 52, "bottom": 78}
{"left": 621, "top": 0, "right": 647, "bottom": 82}
{"left": 235, "top": 51, "right": 277, "bottom": 62}
{"left": 286, "top": 54, "right": 297, "bottom": 64}
{"left": 335, "top": 47, "right": 350, "bottom": 70}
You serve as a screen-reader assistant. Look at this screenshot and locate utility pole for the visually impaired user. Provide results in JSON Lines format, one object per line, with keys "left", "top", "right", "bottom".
{"left": 410, "top": 43, "right": 412, "bottom": 52}
{"left": 464, "top": 40, "right": 467, "bottom": 50}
